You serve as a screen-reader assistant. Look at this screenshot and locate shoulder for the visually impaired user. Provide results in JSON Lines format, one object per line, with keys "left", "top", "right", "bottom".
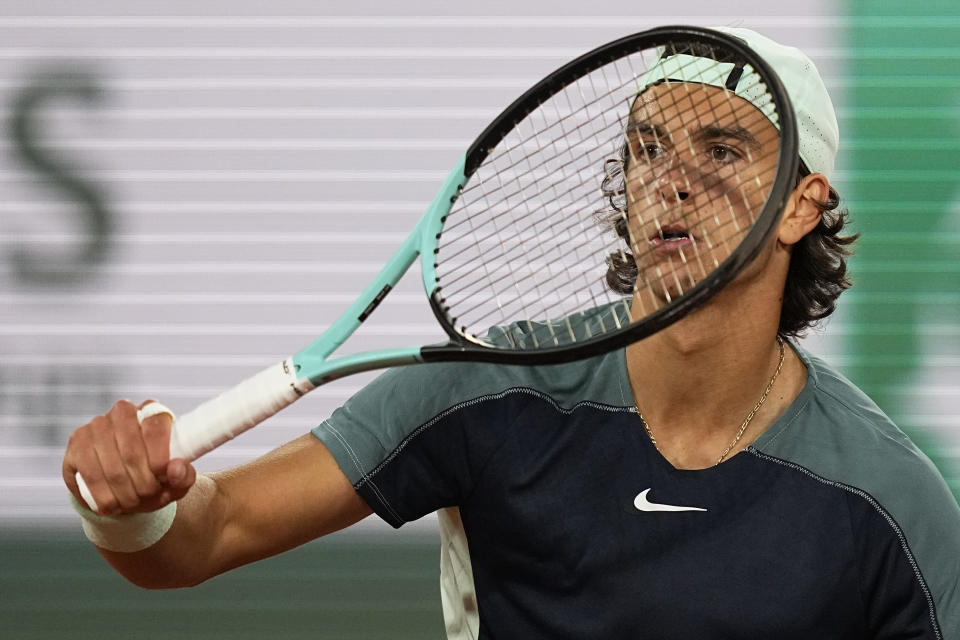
{"left": 753, "top": 346, "right": 960, "bottom": 635}
{"left": 757, "top": 348, "right": 939, "bottom": 481}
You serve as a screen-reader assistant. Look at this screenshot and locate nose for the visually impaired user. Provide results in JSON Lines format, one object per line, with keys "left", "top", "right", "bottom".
{"left": 657, "top": 158, "right": 690, "bottom": 204}
{"left": 660, "top": 182, "right": 690, "bottom": 203}
{"left": 624, "top": 147, "right": 692, "bottom": 209}
{"left": 656, "top": 149, "right": 691, "bottom": 204}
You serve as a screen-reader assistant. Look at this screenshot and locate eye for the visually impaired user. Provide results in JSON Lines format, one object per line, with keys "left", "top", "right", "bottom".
{"left": 643, "top": 142, "right": 666, "bottom": 161}
{"left": 708, "top": 144, "right": 741, "bottom": 165}
{"left": 630, "top": 140, "right": 667, "bottom": 166}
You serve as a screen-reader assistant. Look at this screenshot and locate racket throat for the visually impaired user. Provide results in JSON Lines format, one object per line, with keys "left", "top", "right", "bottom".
{"left": 358, "top": 284, "right": 393, "bottom": 322}
{"left": 294, "top": 347, "right": 424, "bottom": 386}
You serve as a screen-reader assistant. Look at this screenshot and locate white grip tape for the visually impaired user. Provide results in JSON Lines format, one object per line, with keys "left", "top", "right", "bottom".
{"left": 77, "top": 477, "right": 98, "bottom": 511}
{"left": 170, "top": 358, "right": 313, "bottom": 460}
{"left": 73, "top": 358, "right": 312, "bottom": 512}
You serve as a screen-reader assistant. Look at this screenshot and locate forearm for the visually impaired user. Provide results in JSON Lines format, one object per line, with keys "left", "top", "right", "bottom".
{"left": 96, "top": 473, "right": 228, "bottom": 589}
{"left": 67, "top": 415, "right": 372, "bottom": 589}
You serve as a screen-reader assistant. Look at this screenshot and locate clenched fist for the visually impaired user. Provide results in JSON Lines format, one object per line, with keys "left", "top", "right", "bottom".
{"left": 63, "top": 400, "right": 196, "bottom": 516}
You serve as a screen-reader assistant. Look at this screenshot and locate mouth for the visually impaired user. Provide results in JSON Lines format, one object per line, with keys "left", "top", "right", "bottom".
{"left": 648, "top": 224, "right": 695, "bottom": 254}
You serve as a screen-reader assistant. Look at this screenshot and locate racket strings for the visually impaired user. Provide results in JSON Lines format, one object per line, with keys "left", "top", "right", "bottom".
{"left": 439, "top": 184, "right": 611, "bottom": 296}
{"left": 438, "top": 110, "right": 624, "bottom": 299}
{"left": 620, "top": 126, "right": 779, "bottom": 303}
{"left": 440, "top": 59, "right": 647, "bottom": 242}
{"left": 439, "top": 114, "right": 625, "bottom": 250}
{"left": 617, "top": 49, "right": 778, "bottom": 321}
{"left": 436, "top": 40, "right": 781, "bottom": 347}
{"left": 439, "top": 56, "right": 655, "bottom": 249}
{"left": 443, "top": 204, "right": 620, "bottom": 325}
{"left": 454, "top": 65, "right": 644, "bottom": 202}
{"left": 476, "top": 116, "right": 776, "bottom": 313}
{"left": 600, "top": 70, "right": 780, "bottom": 304}
{"left": 439, "top": 167, "right": 618, "bottom": 293}
{"left": 452, "top": 92, "right": 760, "bottom": 338}
{"left": 440, "top": 67, "right": 643, "bottom": 292}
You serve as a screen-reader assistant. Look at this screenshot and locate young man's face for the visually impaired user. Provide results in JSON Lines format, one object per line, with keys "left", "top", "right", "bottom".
{"left": 621, "top": 81, "right": 780, "bottom": 311}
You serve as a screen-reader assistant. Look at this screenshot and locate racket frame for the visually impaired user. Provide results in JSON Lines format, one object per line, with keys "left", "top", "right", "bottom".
{"left": 296, "top": 25, "right": 799, "bottom": 383}
{"left": 420, "top": 25, "right": 799, "bottom": 365}
{"left": 291, "top": 156, "right": 466, "bottom": 386}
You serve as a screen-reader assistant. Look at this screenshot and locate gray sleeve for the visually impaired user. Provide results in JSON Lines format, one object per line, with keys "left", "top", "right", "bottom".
{"left": 311, "top": 360, "right": 521, "bottom": 526}
{"left": 755, "top": 357, "right": 960, "bottom": 636}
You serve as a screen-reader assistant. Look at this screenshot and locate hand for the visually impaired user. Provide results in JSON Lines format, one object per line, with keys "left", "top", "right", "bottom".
{"left": 62, "top": 400, "right": 196, "bottom": 516}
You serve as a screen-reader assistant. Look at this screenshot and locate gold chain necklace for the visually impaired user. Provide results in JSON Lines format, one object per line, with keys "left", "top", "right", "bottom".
{"left": 638, "top": 336, "right": 785, "bottom": 466}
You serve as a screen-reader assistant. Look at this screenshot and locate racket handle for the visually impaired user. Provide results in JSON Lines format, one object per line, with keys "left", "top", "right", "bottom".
{"left": 75, "top": 358, "right": 314, "bottom": 511}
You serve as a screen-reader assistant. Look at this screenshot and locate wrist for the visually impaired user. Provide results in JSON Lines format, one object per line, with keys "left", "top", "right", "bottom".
{"left": 70, "top": 493, "right": 177, "bottom": 553}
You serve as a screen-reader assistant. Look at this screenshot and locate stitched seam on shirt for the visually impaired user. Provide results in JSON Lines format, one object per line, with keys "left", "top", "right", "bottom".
{"left": 321, "top": 419, "right": 404, "bottom": 525}
{"left": 840, "top": 484, "right": 871, "bottom": 629}
{"left": 354, "top": 386, "right": 634, "bottom": 491}
{"left": 616, "top": 371, "right": 631, "bottom": 408}
{"left": 748, "top": 448, "right": 942, "bottom": 639}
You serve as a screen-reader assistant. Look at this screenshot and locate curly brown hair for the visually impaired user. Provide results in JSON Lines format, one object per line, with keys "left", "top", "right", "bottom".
{"left": 599, "top": 158, "right": 858, "bottom": 337}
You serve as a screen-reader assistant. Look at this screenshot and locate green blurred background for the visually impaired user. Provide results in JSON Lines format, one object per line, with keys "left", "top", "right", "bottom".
{"left": 845, "top": 0, "right": 960, "bottom": 497}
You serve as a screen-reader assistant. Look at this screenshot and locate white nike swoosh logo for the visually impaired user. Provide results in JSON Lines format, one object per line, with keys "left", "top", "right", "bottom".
{"left": 633, "top": 489, "right": 707, "bottom": 512}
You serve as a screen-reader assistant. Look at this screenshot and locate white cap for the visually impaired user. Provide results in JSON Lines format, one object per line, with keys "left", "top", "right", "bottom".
{"left": 640, "top": 26, "right": 839, "bottom": 180}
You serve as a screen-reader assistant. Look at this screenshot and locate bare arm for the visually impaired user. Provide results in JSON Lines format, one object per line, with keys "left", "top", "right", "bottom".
{"left": 63, "top": 401, "right": 372, "bottom": 589}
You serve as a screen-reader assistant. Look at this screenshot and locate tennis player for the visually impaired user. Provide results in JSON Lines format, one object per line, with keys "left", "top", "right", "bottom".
{"left": 62, "top": 27, "right": 959, "bottom": 638}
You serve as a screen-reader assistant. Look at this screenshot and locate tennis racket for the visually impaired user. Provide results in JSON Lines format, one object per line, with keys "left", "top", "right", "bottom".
{"left": 77, "top": 25, "right": 798, "bottom": 510}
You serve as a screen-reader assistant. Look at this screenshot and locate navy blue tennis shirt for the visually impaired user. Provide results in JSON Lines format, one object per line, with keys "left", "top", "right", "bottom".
{"left": 313, "top": 341, "right": 959, "bottom": 638}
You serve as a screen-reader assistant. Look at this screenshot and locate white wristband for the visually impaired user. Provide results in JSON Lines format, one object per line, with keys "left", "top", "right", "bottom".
{"left": 70, "top": 493, "right": 177, "bottom": 553}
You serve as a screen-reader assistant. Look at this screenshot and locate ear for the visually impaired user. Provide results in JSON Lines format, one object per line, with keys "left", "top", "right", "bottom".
{"left": 778, "top": 173, "right": 830, "bottom": 246}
